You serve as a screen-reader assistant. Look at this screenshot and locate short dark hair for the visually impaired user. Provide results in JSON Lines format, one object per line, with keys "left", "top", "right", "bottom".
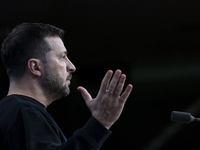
{"left": 1, "top": 23, "right": 64, "bottom": 80}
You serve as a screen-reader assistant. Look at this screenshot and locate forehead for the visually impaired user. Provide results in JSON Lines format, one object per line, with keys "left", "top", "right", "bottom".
{"left": 44, "top": 36, "right": 67, "bottom": 54}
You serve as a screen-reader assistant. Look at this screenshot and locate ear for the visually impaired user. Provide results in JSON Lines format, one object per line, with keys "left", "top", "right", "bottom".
{"left": 27, "top": 59, "right": 42, "bottom": 77}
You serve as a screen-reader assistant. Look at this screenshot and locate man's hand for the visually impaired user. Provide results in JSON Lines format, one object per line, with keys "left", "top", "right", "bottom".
{"left": 77, "top": 70, "right": 133, "bottom": 129}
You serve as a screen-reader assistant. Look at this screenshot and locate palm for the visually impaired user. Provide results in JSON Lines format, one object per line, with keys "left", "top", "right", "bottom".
{"left": 77, "top": 70, "right": 133, "bottom": 129}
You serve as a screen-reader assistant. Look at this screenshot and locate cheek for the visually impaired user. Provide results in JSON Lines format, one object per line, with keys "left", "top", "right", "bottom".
{"left": 57, "top": 66, "right": 67, "bottom": 78}
{"left": 47, "top": 60, "right": 67, "bottom": 78}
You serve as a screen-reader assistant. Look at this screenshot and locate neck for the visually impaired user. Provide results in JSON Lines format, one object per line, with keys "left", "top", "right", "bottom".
{"left": 8, "top": 79, "right": 54, "bottom": 107}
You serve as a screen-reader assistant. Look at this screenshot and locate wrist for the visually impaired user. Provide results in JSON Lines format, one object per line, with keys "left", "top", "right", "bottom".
{"left": 92, "top": 115, "right": 113, "bottom": 130}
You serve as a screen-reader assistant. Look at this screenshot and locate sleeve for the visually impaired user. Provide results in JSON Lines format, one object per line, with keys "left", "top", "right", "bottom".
{"left": 61, "top": 117, "right": 112, "bottom": 149}
{"left": 8, "top": 109, "right": 111, "bottom": 150}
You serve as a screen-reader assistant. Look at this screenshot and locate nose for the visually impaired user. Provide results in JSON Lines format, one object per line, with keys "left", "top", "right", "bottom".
{"left": 67, "top": 59, "right": 76, "bottom": 73}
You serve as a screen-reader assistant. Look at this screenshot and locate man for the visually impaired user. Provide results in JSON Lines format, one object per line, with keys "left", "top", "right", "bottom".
{"left": 0, "top": 23, "right": 133, "bottom": 150}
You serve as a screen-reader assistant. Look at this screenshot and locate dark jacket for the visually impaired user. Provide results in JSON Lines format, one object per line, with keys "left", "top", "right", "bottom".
{"left": 0, "top": 95, "right": 111, "bottom": 150}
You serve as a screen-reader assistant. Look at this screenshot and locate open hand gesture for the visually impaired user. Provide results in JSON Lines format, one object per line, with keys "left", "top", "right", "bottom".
{"left": 77, "top": 70, "right": 133, "bottom": 129}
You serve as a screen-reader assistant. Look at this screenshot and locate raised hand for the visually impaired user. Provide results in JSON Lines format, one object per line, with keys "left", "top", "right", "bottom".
{"left": 77, "top": 70, "right": 133, "bottom": 129}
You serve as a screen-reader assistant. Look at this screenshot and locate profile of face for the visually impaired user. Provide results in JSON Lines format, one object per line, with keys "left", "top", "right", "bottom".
{"left": 40, "top": 36, "right": 76, "bottom": 100}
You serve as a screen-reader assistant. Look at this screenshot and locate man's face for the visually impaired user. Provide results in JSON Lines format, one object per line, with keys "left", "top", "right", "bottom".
{"left": 40, "top": 36, "right": 76, "bottom": 100}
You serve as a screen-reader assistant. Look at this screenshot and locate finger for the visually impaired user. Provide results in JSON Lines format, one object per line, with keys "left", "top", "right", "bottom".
{"left": 98, "top": 70, "right": 113, "bottom": 95}
{"left": 107, "top": 70, "right": 122, "bottom": 94}
{"left": 113, "top": 74, "right": 126, "bottom": 97}
{"left": 119, "top": 84, "right": 133, "bottom": 103}
{"left": 77, "top": 86, "right": 92, "bottom": 102}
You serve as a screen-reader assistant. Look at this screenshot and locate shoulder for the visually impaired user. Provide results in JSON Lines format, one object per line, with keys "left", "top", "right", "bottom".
{"left": 0, "top": 95, "right": 46, "bottom": 122}
{"left": 0, "top": 95, "right": 35, "bottom": 117}
{"left": 0, "top": 95, "right": 26, "bottom": 112}
{"left": 0, "top": 95, "right": 45, "bottom": 110}
{"left": 0, "top": 95, "right": 47, "bottom": 130}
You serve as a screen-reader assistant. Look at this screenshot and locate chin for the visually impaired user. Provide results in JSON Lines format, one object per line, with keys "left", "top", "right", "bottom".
{"left": 51, "top": 86, "right": 70, "bottom": 100}
{"left": 64, "top": 87, "right": 70, "bottom": 96}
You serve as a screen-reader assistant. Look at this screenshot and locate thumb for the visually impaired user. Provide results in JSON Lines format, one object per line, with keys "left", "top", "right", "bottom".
{"left": 77, "top": 86, "right": 93, "bottom": 102}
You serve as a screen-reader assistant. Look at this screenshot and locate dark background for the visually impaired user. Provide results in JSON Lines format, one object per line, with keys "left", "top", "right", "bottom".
{"left": 1, "top": 0, "right": 200, "bottom": 149}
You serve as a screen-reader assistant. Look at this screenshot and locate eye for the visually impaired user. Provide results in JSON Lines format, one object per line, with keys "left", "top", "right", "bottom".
{"left": 62, "top": 54, "right": 67, "bottom": 59}
{"left": 61, "top": 51, "right": 68, "bottom": 60}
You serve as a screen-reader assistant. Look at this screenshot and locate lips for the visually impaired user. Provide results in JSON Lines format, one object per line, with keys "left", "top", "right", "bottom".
{"left": 67, "top": 77, "right": 72, "bottom": 81}
{"left": 67, "top": 80, "right": 71, "bottom": 85}
{"left": 67, "top": 76, "right": 72, "bottom": 85}
{"left": 67, "top": 74, "right": 72, "bottom": 81}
